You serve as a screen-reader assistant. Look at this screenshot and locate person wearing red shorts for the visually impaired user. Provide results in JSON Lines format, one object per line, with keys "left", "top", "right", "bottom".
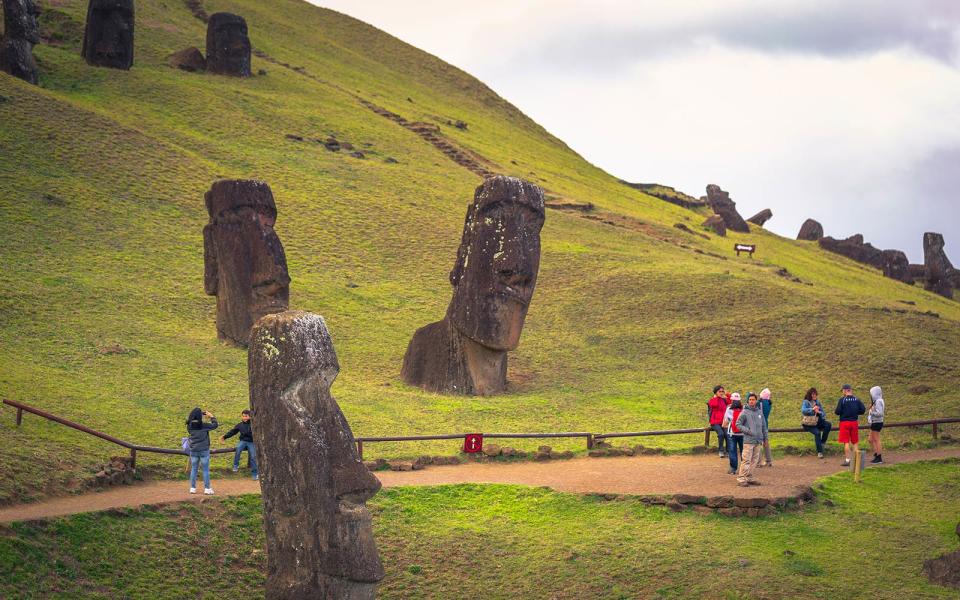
{"left": 834, "top": 384, "right": 865, "bottom": 467}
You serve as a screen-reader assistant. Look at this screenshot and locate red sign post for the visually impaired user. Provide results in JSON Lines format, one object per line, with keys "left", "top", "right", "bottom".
{"left": 463, "top": 433, "right": 483, "bottom": 453}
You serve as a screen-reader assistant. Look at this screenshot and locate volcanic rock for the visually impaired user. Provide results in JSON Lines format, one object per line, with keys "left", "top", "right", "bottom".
{"left": 702, "top": 214, "right": 726, "bottom": 237}
{"left": 881, "top": 249, "right": 912, "bottom": 283}
{"left": 168, "top": 46, "right": 205, "bottom": 72}
{"left": 206, "top": 12, "right": 250, "bottom": 77}
{"left": 704, "top": 184, "right": 750, "bottom": 233}
{"left": 797, "top": 218, "right": 824, "bottom": 241}
{"left": 249, "top": 311, "right": 384, "bottom": 599}
{"left": 81, "top": 0, "right": 134, "bottom": 70}
{"left": 923, "top": 232, "right": 956, "bottom": 298}
{"left": 747, "top": 208, "right": 773, "bottom": 227}
{"left": 0, "top": 0, "right": 40, "bottom": 83}
{"left": 818, "top": 235, "right": 885, "bottom": 269}
{"left": 924, "top": 550, "right": 960, "bottom": 590}
{"left": 401, "top": 176, "right": 545, "bottom": 395}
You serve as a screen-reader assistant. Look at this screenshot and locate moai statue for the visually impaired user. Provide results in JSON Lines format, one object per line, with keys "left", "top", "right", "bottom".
{"left": 401, "top": 176, "right": 545, "bottom": 395}
{"left": 797, "top": 218, "right": 824, "bottom": 241}
{"left": 747, "top": 208, "right": 773, "bottom": 227}
{"left": 203, "top": 179, "right": 290, "bottom": 347}
{"left": 249, "top": 311, "right": 384, "bottom": 600}
{"left": 81, "top": 0, "right": 134, "bottom": 70}
{"left": 704, "top": 184, "right": 750, "bottom": 233}
{"left": 205, "top": 12, "right": 250, "bottom": 77}
{"left": 923, "top": 232, "right": 956, "bottom": 299}
{"left": 881, "top": 249, "right": 912, "bottom": 283}
{"left": 0, "top": 0, "right": 41, "bottom": 84}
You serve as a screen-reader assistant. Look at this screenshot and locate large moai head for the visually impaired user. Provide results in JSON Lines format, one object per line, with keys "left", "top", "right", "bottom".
{"left": 81, "top": 0, "right": 134, "bottom": 70}
{"left": 447, "top": 176, "right": 546, "bottom": 351}
{"left": 3, "top": 0, "right": 41, "bottom": 44}
{"left": 797, "top": 218, "right": 824, "bottom": 241}
{"left": 704, "top": 184, "right": 750, "bottom": 233}
{"left": 203, "top": 179, "right": 290, "bottom": 346}
{"left": 249, "top": 311, "right": 384, "bottom": 599}
{"left": 923, "top": 232, "right": 955, "bottom": 298}
{"left": 205, "top": 12, "right": 250, "bottom": 77}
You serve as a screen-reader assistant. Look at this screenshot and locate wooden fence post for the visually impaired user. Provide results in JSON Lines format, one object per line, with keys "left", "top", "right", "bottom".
{"left": 704, "top": 428, "right": 711, "bottom": 447}
{"left": 932, "top": 422, "right": 939, "bottom": 440}
{"left": 356, "top": 440, "right": 363, "bottom": 460}
{"left": 129, "top": 448, "right": 137, "bottom": 470}
{"left": 16, "top": 407, "right": 22, "bottom": 426}
{"left": 586, "top": 434, "right": 594, "bottom": 450}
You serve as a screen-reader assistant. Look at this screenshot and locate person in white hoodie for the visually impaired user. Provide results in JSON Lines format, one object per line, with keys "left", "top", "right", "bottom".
{"left": 868, "top": 385, "right": 885, "bottom": 464}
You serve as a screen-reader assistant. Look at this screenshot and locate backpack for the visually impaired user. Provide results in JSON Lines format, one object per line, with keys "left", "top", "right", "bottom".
{"left": 181, "top": 437, "right": 191, "bottom": 452}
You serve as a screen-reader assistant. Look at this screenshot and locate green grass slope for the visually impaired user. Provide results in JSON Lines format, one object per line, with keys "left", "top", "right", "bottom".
{"left": 1, "top": 0, "right": 959, "bottom": 503}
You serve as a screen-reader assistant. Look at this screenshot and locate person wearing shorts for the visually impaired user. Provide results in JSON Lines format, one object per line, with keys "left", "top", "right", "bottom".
{"left": 868, "top": 385, "right": 885, "bottom": 464}
{"left": 834, "top": 384, "right": 865, "bottom": 467}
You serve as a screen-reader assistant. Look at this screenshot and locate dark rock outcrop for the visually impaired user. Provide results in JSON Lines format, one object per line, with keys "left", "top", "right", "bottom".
{"left": 81, "top": 0, "right": 134, "bottom": 70}
{"left": 205, "top": 12, "right": 250, "bottom": 77}
{"left": 747, "top": 208, "right": 773, "bottom": 227}
{"left": 249, "top": 311, "right": 384, "bottom": 600}
{"left": 818, "top": 235, "right": 885, "bottom": 269}
{"left": 401, "top": 176, "right": 545, "bottom": 395}
{"left": 203, "top": 179, "right": 290, "bottom": 347}
{"left": 168, "top": 46, "right": 205, "bottom": 72}
{"left": 704, "top": 184, "right": 750, "bottom": 233}
{"left": 0, "top": 0, "right": 41, "bottom": 84}
{"left": 923, "top": 232, "right": 956, "bottom": 299}
{"left": 797, "top": 218, "right": 824, "bottom": 241}
{"left": 881, "top": 249, "right": 912, "bottom": 283}
{"left": 702, "top": 214, "right": 726, "bottom": 237}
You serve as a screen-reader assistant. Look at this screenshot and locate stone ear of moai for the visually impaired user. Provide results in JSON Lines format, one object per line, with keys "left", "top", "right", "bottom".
{"left": 81, "top": 0, "right": 135, "bottom": 70}
{"left": 203, "top": 179, "right": 290, "bottom": 347}
{"left": 205, "top": 12, "right": 251, "bottom": 77}
{"left": 401, "top": 175, "right": 545, "bottom": 395}
{"left": 248, "top": 311, "right": 384, "bottom": 600}
{"left": 0, "top": 0, "right": 41, "bottom": 84}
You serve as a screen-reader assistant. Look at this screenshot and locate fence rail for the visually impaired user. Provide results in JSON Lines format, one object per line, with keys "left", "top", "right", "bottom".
{"left": 5, "top": 398, "right": 959, "bottom": 463}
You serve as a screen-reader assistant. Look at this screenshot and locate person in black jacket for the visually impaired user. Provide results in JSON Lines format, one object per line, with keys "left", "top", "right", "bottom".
{"left": 834, "top": 384, "right": 865, "bottom": 467}
{"left": 221, "top": 409, "right": 258, "bottom": 481}
{"left": 186, "top": 407, "right": 218, "bottom": 494}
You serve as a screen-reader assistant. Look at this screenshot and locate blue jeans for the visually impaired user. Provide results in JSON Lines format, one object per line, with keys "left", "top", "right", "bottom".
{"left": 727, "top": 435, "right": 744, "bottom": 471}
{"left": 233, "top": 440, "right": 258, "bottom": 477}
{"left": 711, "top": 424, "right": 728, "bottom": 453}
{"left": 803, "top": 419, "right": 832, "bottom": 453}
{"left": 190, "top": 450, "right": 211, "bottom": 489}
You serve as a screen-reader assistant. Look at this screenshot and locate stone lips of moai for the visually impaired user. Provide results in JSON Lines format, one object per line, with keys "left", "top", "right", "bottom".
{"left": 0, "top": 0, "right": 40, "bottom": 84}
{"left": 401, "top": 176, "right": 546, "bottom": 395}
{"left": 704, "top": 184, "right": 750, "bottom": 233}
{"left": 205, "top": 12, "right": 251, "bottom": 77}
{"left": 923, "top": 232, "right": 957, "bottom": 298}
{"left": 797, "top": 218, "right": 824, "bottom": 241}
{"left": 203, "top": 179, "right": 290, "bottom": 347}
{"left": 249, "top": 311, "right": 384, "bottom": 600}
{"left": 81, "top": 0, "right": 135, "bottom": 70}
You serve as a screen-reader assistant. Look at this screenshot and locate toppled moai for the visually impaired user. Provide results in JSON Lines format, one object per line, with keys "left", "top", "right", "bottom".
{"left": 703, "top": 184, "right": 750, "bottom": 233}
{"left": 0, "top": 0, "right": 41, "bottom": 84}
{"left": 702, "top": 214, "right": 726, "bottom": 237}
{"left": 881, "top": 249, "right": 912, "bottom": 283}
{"left": 747, "top": 208, "right": 773, "bottom": 227}
{"left": 401, "top": 176, "right": 545, "bottom": 395}
{"left": 818, "top": 234, "right": 885, "bottom": 269}
{"left": 203, "top": 179, "right": 290, "bottom": 346}
{"left": 81, "top": 0, "right": 135, "bottom": 70}
{"left": 923, "top": 232, "right": 958, "bottom": 299}
{"left": 249, "top": 311, "right": 384, "bottom": 600}
{"left": 205, "top": 12, "right": 250, "bottom": 77}
{"left": 796, "top": 218, "right": 824, "bottom": 241}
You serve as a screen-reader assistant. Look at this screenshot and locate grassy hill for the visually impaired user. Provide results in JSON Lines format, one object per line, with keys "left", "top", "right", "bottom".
{"left": 1, "top": 0, "right": 959, "bottom": 504}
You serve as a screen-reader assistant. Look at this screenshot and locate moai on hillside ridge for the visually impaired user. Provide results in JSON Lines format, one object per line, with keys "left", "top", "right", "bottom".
{"left": 923, "top": 232, "right": 957, "bottom": 299}
{"left": 704, "top": 184, "right": 750, "bottom": 233}
{"left": 81, "top": 0, "right": 135, "bottom": 70}
{"left": 205, "top": 12, "right": 250, "bottom": 77}
{"left": 0, "top": 0, "right": 41, "bottom": 84}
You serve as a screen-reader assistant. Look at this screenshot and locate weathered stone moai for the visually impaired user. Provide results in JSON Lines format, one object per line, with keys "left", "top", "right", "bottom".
{"left": 205, "top": 12, "right": 250, "bottom": 77}
{"left": 249, "top": 311, "right": 384, "bottom": 600}
{"left": 703, "top": 184, "right": 750, "bottom": 233}
{"left": 81, "top": 0, "right": 134, "bottom": 70}
{"left": 0, "top": 0, "right": 41, "bottom": 84}
{"left": 203, "top": 179, "right": 290, "bottom": 346}
{"left": 881, "top": 249, "right": 912, "bottom": 283}
{"left": 747, "top": 208, "right": 772, "bottom": 227}
{"left": 818, "top": 234, "right": 885, "bottom": 269}
{"left": 797, "top": 218, "right": 824, "bottom": 241}
{"left": 702, "top": 214, "right": 726, "bottom": 237}
{"left": 401, "top": 176, "right": 545, "bottom": 395}
{"left": 923, "top": 232, "right": 957, "bottom": 298}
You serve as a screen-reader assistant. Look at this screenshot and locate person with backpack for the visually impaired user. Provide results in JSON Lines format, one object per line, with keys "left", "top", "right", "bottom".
{"left": 707, "top": 385, "right": 731, "bottom": 458}
{"left": 759, "top": 388, "right": 774, "bottom": 467}
{"left": 186, "top": 407, "right": 218, "bottom": 494}
{"left": 800, "top": 387, "right": 832, "bottom": 458}
{"left": 868, "top": 385, "right": 885, "bottom": 464}
{"left": 722, "top": 393, "right": 745, "bottom": 474}
{"left": 221, "top": 409, "right": 258, "bottom": 480}
{"left": 735, "top": 392, "right": 768, "bottom": 486}
{"left": 834, "top": 384, "right": 866, "bottom": 467}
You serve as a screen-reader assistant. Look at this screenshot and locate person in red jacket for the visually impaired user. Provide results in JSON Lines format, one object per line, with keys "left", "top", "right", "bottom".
{"left": 707, "top": 385, "right": 731, "bottom": 458}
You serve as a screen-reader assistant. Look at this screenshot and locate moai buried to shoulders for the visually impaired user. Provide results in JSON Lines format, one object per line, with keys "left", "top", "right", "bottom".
{"left": 0, "top": 0, "right": 41, "bottom": 84}
{"left": 81, "top": 0, "right": 135, "bottom": 70}
{"left": 249, "top": 311, "right": 384, "bottom": 600}
{"left": 203, "top": 179, "right": 290, "bottom": 347}
{"left": 205, "top": 12, "right": 251, "bottom": 77}
{"left": 401, "top": 176, "right": 546, "bottom": 395}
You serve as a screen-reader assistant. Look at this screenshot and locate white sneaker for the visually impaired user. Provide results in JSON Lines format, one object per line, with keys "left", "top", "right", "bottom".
{"left": 203, "top": 488, "right": 215, "bottom": 495}
{"left": 817, "top": 453, "right": 824, "bottom": 459}
{"left": 189, "top": 487, "right": 196, "bottom": 494}
{"left": 232, "top": 467, "right": 239, "bottom": 473}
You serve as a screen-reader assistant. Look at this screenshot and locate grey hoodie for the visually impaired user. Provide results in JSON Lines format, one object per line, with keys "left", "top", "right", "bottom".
{"left": 735, "top": 403, "right": 769, "bottom": 445}
{"left": 868, "top": 386, "right": 885, "bottom": 424}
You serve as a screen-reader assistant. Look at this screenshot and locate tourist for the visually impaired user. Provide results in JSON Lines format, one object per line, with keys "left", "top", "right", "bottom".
{"left": 221, "top": 409, "right": 258, "bottom": 480}
{"left": 800, "top": 387, "right": 832, "bottom": 458}
{"left": 186, "top": 407, "right": 218, "bottom": 494}
{"left": 759, "top": 388, "right": 774, "bottom": 467}
{"left": 868, "top": 385, "right": 885, "bottom": 464}
{"left": 708, "top": 385, "right": 731, "bottom": 458}
{"left": 722, "top": 393, "right": 745, "bottom": 474}
{"left": 735, "top": 393, "right": 767, "bottom": 486}
{"left": 834, "top": 384, "right": 865, "bottom": 467}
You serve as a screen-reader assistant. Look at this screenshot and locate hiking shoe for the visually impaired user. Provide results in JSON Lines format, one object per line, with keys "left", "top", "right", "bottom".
{"left": 841, "top": 459, "right": 850, "bottom": 467}
{"left": 738, "top": 482, "right": 750, "bottom": 487}
{"left": 719, "top": 452, "right": 726, "bottom": 458}
{"left": 203, "top": 488, "right": 215, "bottom": 495}
{"left": 747, "top": 480, "right": 762, "bottom": 486}
{"left": 253, "top": 475, "right": 259, "bottom": 481}
{"left": 764, "top": 463, "right": 773, "bottom": 468}
{"left": 232, "top": 467, "right": 239, "bottom": 473}
{"left": 189, "top": 487, "right": 196, "bottom": 494}
{"left": 871, "top": 455, "right": 883, "bottom": 464}
{"left": 817, "top": 453, "right": 824, "bottom": 459}
{"left": 727, "top": 468, "right": 736, "bottom": 475}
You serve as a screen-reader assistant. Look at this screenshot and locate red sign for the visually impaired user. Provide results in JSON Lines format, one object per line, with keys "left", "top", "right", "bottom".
{"left": 463, "top": 433, "right": 483, "bottom": 453}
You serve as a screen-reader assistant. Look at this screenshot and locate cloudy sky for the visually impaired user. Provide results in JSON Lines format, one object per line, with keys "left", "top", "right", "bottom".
{"left": 313, "top": 0, "right": 960, "bottom": 262}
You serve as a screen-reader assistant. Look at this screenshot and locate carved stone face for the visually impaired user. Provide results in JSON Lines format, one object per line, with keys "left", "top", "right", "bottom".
{"left": 447, "top": 176, "right": 545, "bottom": 351}
{"left": 3, "top": 0, "right": 41, "bottom": 44}
{"left": 203, "top": 180, "right": 290, "bottom": 346}
{"left": 82, "top": 0, "right": 134, "bottom": 70}
{"left": 205, "top": 12, "right": 251, "bottom": 77}
{"left": 248, "top": 311, "right": 383, "bottom": 596}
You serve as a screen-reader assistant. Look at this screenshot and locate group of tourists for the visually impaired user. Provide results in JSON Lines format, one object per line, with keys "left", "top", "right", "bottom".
{"left": 707, "top": 384, "right": 886, "bottom": 487}
{"left": 181, "top": 408, "right": 258, "bottom": 495}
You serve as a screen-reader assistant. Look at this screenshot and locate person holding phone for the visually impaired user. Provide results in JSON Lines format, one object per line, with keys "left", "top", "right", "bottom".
{"left": 186, "top": 407, "right": 218, "bottom": 494}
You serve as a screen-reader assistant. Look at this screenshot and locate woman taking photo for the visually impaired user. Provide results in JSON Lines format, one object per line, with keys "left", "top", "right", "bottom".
{"left": 186, "top": 407, "right": 219, "bottom": 495}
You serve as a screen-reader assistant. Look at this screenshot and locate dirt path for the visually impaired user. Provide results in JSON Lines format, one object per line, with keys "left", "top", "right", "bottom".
{"left": 1, "top": 448, "right": 957, "bottom": 523}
